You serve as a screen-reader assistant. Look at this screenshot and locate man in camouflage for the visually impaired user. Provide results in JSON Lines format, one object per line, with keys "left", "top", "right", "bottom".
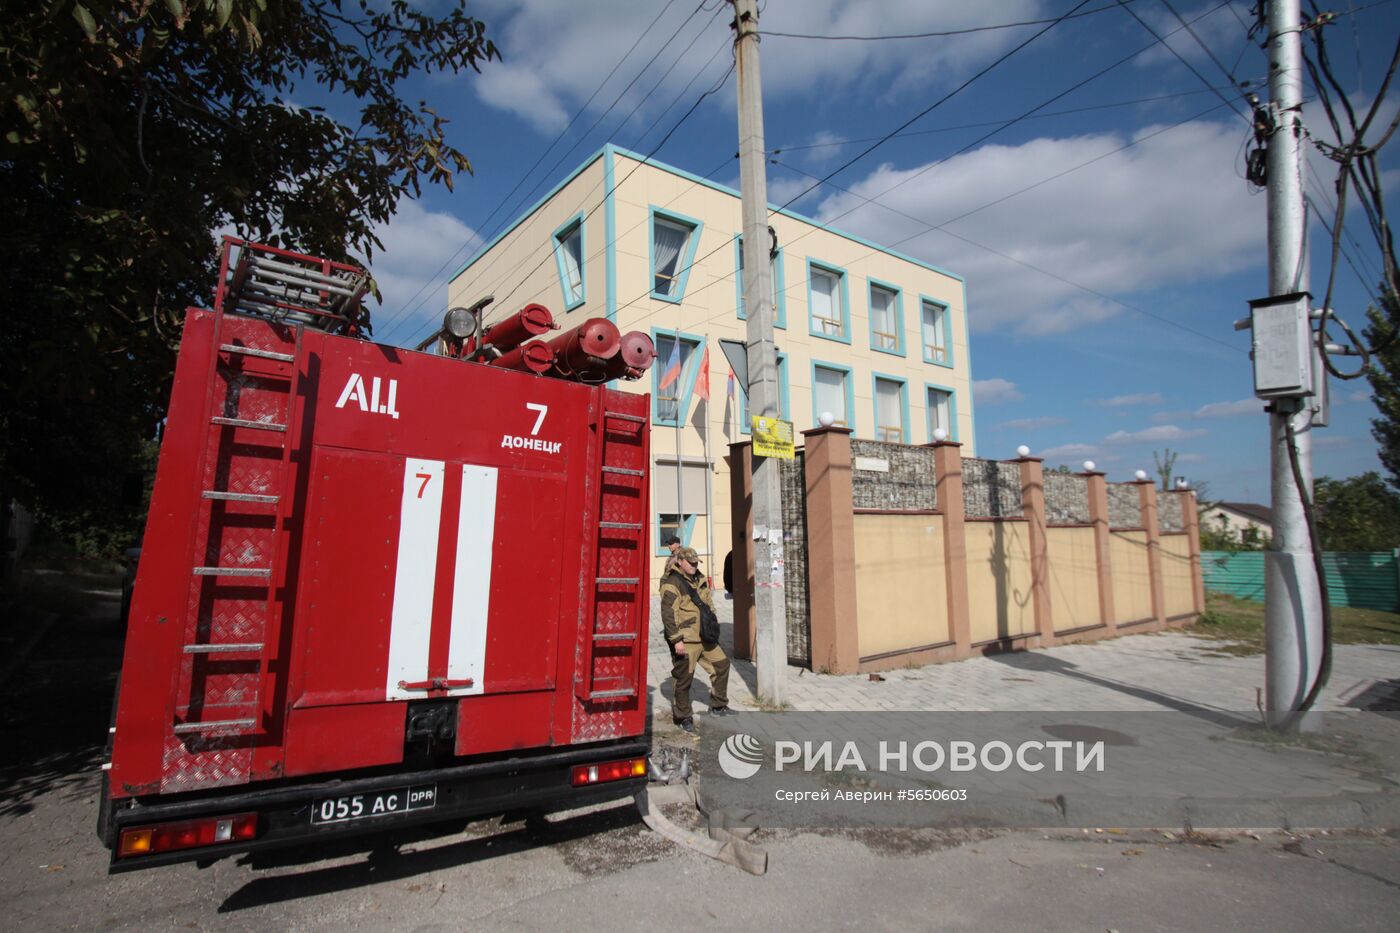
{"left": 660, "top": 547, "right": 733, "bottom": 731}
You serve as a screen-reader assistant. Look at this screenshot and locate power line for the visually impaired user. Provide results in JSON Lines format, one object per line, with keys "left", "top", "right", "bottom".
{"left": 761, "top": 1, "right": 1132, "bottom": 41}
{"left": 1114, "top": 0, "right": 1251, "bottom": 123}
{"left": 1157, "top": 0, "right": 1251, "bottom": 89}
{"left": 377, "top": 0, "right": 715, "bottom": 343}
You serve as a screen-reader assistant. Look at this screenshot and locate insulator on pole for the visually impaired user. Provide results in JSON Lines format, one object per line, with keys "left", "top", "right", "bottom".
{"left": 489, "top": 340, "right": 556, "bottom": 374}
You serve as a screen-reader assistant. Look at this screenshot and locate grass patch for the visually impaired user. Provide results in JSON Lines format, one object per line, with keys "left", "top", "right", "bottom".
{"left": 1189, "top": 591, "right": 1400, "bottom": 655}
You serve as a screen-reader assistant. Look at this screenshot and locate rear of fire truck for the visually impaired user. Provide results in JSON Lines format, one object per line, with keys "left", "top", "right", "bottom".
{"left": 98, "top": 239, "right": 657, "bottom": 871}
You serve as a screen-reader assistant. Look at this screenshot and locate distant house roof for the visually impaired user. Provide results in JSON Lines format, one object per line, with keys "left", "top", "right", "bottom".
{"left": 1212, "top": 502, "right": 1272, "bottom": 524}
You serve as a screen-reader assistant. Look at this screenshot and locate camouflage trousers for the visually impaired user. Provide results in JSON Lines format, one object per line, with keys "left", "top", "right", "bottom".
{"left": 670, "top": 641, "right": 729, "bottom": 722}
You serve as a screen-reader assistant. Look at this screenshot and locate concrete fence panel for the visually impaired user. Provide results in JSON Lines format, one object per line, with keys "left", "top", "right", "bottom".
{"left": 1161, "top": 534, "right": 1196, "bottom": 619}
{"left": 966, "top": 519, "right": 1035, "bottom": 643}
{"left": 1046, "top": 525, "right": 1102, "bottom": 633}
{"left": 1111, "top": 531, "right": 1155, "bottom": 625}
{"left": 853, "top": 513, "right": 950, "bottom": 661}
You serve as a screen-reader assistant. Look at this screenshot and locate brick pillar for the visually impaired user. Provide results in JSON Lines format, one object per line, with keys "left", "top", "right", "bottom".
{"left": 1181, "top": 489, "right": 1206, "bottom": 613}
{"left": 802, "top": 427, "right": 859, "bottom": 674}
{"left": 1018, "top": 456, "right": 1053, "bottom": 647}
{"left": 931, "top": 441, "right": 971, "bottom": 657}
{"left": 728, "top": 442, "right": 755, "bottom": 659}
{"left": 1082, "top": 470, "right": 1116, "bottom": 633}
{"left": 1137, "top": 480, "right": 1166, "bottom": 627}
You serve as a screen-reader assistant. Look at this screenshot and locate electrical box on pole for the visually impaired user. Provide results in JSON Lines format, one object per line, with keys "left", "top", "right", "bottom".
{"left": 1248, "top": 291, "right": 1314, "bottom": 399}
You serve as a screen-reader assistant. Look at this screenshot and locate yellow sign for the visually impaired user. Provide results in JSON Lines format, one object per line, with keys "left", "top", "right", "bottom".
{"left": 751, "top": 416, "right": 795, "bottom": 460}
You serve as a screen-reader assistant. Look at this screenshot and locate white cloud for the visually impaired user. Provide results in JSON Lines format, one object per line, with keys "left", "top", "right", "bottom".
{"left": 1040, "top": 443, "right": 1100, "bottom": 460}
{"left": 1095, "top": 393, "right": 1165, "bottom": 408}
{"left": 974, "top": 377, "right": 1024, "bottom": 406}
{"left": 996, "top": 415, "right": 1068, "bottom": 431}
{"left": 811, "top": 118, "right": 1261, "bottom": 335}
{"left": 1103, "top": 425, "right": 1207, "bottom": 444}
{"left": 359, "top": 199, "right": 480, "bottom": 341}
{"left": 1349, "top": 390, "right": 1370, "bottom": 402}
{"left": 470, "top": 1, "right": 1045, "bottom": 134}
{"left": 1194, "top": 398, "right": 1261, "bottom": 418}
{"left": 1131, "top": 3, "right": 1252, "bottom": 71}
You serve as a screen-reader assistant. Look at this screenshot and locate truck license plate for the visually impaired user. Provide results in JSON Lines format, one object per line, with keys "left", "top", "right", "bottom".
{"left": 310, "top": 784, "right": 437, "bottom": 825}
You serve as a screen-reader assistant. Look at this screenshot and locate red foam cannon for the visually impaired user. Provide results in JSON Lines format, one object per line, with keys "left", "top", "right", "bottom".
{"left": 597, "top": 331, "right": 658, "bottom": 382}
{"left": 489, "top": 339, "right": 555, "bottom": 375}
{"left": 469, "top": 303, "right": 557, "bottom": 355}
{"left": 546, "top": 317, "right": 620, "bottom": 381}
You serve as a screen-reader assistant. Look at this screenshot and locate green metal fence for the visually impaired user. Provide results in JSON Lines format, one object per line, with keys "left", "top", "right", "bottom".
{"left": 1201, "top": 550, "right": 1400, "bottom": 611}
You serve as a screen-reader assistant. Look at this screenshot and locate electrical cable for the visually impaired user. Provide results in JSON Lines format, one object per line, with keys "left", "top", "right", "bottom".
{"left": 1114, "top": 0, "right": 1252, "bottom": 123}
{"left": 1278, "top": 414, "right": 1333, "bottom": 730}
{"left": 761, "top": 0, "right": 1131, "bottom": 41}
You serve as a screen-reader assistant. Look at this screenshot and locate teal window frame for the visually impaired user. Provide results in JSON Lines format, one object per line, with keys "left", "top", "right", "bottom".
{"left": 654, "top": 512, "right": 698, "bottom": 556}
{"left": 649, "top": 206, "right": 704, "bottom": 303}
{"left": 811, "top": 359, "right": 856, "bottom": 432}
{"left": 650, "top": 326, "right": 704, "bottom": 426}
{"left": 920, "top": 295, "right": 954, "bottom": 368}
{"left": 806, "top": 259, "right": 851, "bottom": 344}
{"left": 923, "top": 382, "right": 959, "bottom": 442}
{"left": 551, "top": 213, "right": 586, "bottom": 311}
{"left": 740, "top": 351, "right": 791, "bottom": 435}
{"left": 734, "top": 235, "right": 787, "bottom": 329}
{"left": 872, "top": 373, "right": 910, "bottom": 443}
{"left": 866, "top": 278, "right": 905, "bottom": 357}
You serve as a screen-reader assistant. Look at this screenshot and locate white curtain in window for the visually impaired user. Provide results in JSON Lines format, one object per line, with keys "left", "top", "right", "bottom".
{"left": 876, "top": 379, "right": 902, "bottom": 433}
{"left": 927, "top": 389, "right": 950, "bottom": 436}
{"left": 871, "top": 287, "right": 895, "bottom": 347}
{"left": 811, "top": 268, "right": 839, "bottom": 330}
{"left": 653, "top": 220, "right": 690, "bottom": 294}
{"left": 560, "top": 227, "right": 583, "bottom": 301}
{"left": 815, "top": 367, "right": 847, "bottom": 424}
{"left": 922, "top": 301, "right": 946, "bottom": 358}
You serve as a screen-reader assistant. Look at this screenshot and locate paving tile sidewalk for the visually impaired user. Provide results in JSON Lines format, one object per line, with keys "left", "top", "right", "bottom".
{"left": 647, "top": 595, "right": 1400, "bottom": 720}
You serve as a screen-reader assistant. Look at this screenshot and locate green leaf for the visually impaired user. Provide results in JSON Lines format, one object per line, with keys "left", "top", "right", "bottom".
{"left": 72, "top": 3, "right": 97, "bottom": 39}
{"left": 216, "top": 0, "right": 233, "bottom": 28}
{"left": 165, "top": 0, "right": 184, "bottom": 20}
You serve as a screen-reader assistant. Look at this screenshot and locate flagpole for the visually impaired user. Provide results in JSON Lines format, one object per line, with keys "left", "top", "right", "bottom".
{"left": 702, "top": 335, "right": 715, "bottom": 580}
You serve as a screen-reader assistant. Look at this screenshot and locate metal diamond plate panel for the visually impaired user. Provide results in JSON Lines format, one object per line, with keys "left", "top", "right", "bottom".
{"left": 161, "top": 734, "right": 253, "bottom": 792}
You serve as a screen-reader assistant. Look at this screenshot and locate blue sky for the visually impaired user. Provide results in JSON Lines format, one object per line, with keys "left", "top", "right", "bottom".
{"left": 331, "top": 0, "right": 1399, "bottom": 503}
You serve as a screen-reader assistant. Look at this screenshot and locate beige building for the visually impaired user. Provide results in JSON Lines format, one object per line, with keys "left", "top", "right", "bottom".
{"left": 447, "top": 144, "right": 976, "bottom": 580}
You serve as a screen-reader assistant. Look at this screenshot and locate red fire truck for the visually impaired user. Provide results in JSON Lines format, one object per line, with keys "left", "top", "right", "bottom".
{"left": 98, "top": 239, "right": 656, "bottom": 871}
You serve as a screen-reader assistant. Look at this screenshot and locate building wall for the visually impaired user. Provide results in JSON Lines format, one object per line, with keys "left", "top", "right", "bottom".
{"left": 452, "top": 145, "right": 976, "bottom": 584}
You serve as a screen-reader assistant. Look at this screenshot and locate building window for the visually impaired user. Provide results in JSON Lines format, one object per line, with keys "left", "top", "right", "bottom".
{"left": 657, "top": 513, "right": 696, "bottom": 551}
{"left": 808, "top": 262, "right": 848, "bottom": 342}
{"left": 735, "top": 237, "right": 786, "bottom": 327}
{"left": 926, "top": 386, "right": 954, "bottom": 441}
{"left": 651, "top": 210, "right": 702, "bottom": 301}
{"left": 868, "top": 282, "right": 902, "bottom": 355}
{"left": 922, "top": 298, "right": 949, "bottom": 365}
{"left": 813, "top": 363, "right": 852, "bottom": 429}
{"left": 552, "top": 217, "right": 584, "bottom": 310}
{"left": 875, "top": 376, "right": 906, "bottom": 443}
{"left": 653, "top": 331, "right": 699, "bottom": 425}
{"left": 741, "top": 352, "right": 790, "bottom": 434}
{"left": 654, "top": 458, "right": 708, "bottom": 555}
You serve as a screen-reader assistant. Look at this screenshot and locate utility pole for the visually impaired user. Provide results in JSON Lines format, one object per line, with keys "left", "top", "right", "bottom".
{"left": 1262, "top": 0, "right": 1323, "bottom": 729}
{"left": 731, "top": 0, "right": 786, "bottom": 705}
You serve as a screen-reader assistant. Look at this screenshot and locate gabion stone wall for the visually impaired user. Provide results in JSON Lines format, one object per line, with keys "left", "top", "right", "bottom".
{"left": 850, "top": 439, "right": 937, "bottom": 511}
{"left": 779, "top": 452, "right": 810, "bottom": 665}
{"left": 1044, "top": 472, "right": 1090, "bottom": 525}
{"left": 1159, "top": 492, "right": 1185, "bottom": 533}
{"left": 962, "top": 459, "right": 1024, "bottom": 518}
{"left": 1107, "top": 484, "right": 1144, "bottom": 529}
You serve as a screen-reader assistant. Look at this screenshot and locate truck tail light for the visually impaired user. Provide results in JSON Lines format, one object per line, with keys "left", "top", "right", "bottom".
{"left": 117, "top": 812, "right": 257, "bottom": 858}
{"left": 570, "top": 757, "right": 647, "bottom": 787}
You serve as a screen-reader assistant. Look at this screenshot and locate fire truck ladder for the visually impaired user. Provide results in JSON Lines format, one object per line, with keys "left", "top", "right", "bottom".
{"left": 580, "top": 407, "right": 649, "bottom": 702}
{"left": 174, "top": 309, "right": 302, "bottom": 737}
{"left": 215, "top": 236, "right": 370, "bottom": 335}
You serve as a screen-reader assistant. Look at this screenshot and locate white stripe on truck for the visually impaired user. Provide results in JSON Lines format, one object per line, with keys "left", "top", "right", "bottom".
{"left": 386, "top": 458, "right": 445, "bottom": 701}
{"left": 446, "top": 465, "right": 498, "bottom": 695}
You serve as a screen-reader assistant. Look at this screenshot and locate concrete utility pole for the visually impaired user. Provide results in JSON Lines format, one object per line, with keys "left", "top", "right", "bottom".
{"left": 731, "top": 0, "right": 786, "bottom": 705}
{"left": 1262, "top": 0, "right": 1323, "bottom": 729}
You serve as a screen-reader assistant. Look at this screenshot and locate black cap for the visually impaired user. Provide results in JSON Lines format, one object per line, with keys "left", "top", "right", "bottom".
{"left": 664, "top": 535, "right": 681, "bottom": 547}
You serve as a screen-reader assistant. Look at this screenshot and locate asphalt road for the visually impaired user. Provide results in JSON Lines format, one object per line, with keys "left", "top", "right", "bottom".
{"left": 2, "top": 581, "right": 1398, "bottom": 931}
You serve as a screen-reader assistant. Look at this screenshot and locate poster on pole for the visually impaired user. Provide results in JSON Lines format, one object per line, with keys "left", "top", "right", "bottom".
{"left": 751, "top": 416, "right": 795, "bottom": 460}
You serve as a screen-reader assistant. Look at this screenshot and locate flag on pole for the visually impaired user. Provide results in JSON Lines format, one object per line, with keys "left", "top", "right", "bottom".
{"left": 727, "top": 367, "right": 735, "bottom": 400}
{"left": 696, "top": 342, "right": 710, "bottom": 402}
{"left": 657, "top": 338, "right": 682, "bottom": 392}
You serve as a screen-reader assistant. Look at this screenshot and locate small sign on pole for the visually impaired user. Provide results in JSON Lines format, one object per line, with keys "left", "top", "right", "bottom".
{"left": 751, "top": 416, "right": 794, "bottom": 460}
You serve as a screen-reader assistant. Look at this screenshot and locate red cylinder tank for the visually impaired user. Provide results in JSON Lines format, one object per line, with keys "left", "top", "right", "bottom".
{"left": 546, "top": 317, "right": 620, "bottom": 381}
{"left": 489, "top": 340, "right": 556, "bottom": 374}
{"left": 472, "top": 303, "right": 557, "bottom": 355}
{"left": 596, "top": 331, "right": 658, "bottom": 381}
